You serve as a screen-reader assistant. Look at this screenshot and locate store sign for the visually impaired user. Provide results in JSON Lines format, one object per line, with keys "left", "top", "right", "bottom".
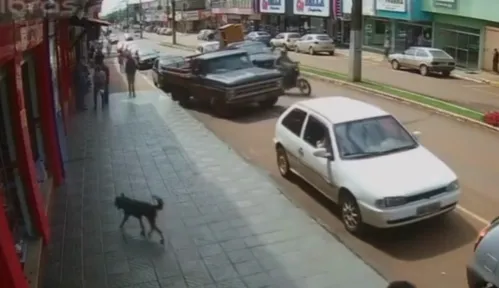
{"left": 376, "top": 0, "right": 406, "bottom": 12}
{"left": 260, "top": 0, "right": 285, "bottom": 14}
{"left": 434, "top": 0, "right": 456, "bottom": 9}
{"left": 341, "top": 0, "right": 375, "bottom": 15}
{"left": 294, "top": 0, "right": 330, "bottom": 17}
{"left": 182, "top": 10, "right": 200, "bottom": 21}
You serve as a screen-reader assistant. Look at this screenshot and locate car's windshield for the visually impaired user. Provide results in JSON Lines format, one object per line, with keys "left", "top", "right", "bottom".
{"left": 206, "top": 54, "right": 253, "bottom": 73}
{"left": 240, "top": 43, "right": 271, "bottom": 55}
{"left": 334, "top": 115, "right": 418, "bottom": 160}
{"left": 159, "top": 57, "right": 184, "bottom": 68}
{"left": 138, "top": 49, "right": 157, "bottom": 56}
{"left": 428, "top": 50, "right": 452, "bottom": 58}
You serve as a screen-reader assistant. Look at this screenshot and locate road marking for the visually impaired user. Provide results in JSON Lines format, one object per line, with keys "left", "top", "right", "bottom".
{"left": 113, "top": 57, "right": 490, "bottom": 227}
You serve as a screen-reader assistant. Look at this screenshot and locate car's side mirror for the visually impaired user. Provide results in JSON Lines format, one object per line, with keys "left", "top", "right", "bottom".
{"left": 312, "top": 148, "right": 333, "bottom": 160}
{"left": 412, "top": 130, "right": 421, "bottom": 140}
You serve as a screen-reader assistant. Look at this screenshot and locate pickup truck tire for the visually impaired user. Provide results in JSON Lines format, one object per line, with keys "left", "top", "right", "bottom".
{"left": 210, "top": 97, "right": 233, "bottom": 118}
{"left": 259, "top": 97, "right": 278, "bottom": 109}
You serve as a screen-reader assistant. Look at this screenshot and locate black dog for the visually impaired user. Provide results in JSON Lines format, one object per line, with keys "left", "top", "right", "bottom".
{"left": 114, "top": 193, "right": 165, "bottom": 244}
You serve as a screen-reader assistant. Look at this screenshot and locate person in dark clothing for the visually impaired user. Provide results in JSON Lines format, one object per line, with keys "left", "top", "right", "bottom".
{"left": 101, "top": 63, "right": 110, "bottom": 105}
{"left": 124, "top": 54, "right": 137, "bottom": 98}
{"left": 94, "top": 50, "right": 104, "bottom": 66}
{"left": 493, "top": 48, "right": 499, "bottom": 73}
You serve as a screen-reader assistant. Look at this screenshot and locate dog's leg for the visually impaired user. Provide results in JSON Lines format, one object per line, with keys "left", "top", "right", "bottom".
{"left": 147, "top": 217, "right": 165, "bottom": 245}
{"left": 138, "top": 217, "right": 146, "bottom": 237}
{"left": 119, "top": 214, "right": 130, "bottom": 229}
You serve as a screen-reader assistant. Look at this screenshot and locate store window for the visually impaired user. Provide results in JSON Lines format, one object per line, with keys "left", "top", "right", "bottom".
{"left": 21, "top": 57, "right": 48, "bottom": 183}
{"left": 364, "top": 18, "right": 389, "bottom": 50}
{"left": 394, "top": 23, "right": 432, "bottom": 52}
{"left": 0, "top": 69, "right": 35, "bottom": 265}
{"left": 434, "top": 24, "right": 480, "bottom": 70}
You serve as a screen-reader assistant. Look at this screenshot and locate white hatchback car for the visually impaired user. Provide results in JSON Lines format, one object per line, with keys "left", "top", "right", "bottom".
{"left": 273, "top": 97, "right": 460, "bottom": 234}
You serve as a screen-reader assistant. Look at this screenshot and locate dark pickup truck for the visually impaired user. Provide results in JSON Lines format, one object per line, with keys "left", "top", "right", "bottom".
{"left": 162, "top": 49, "right": 284, "bottom": 117}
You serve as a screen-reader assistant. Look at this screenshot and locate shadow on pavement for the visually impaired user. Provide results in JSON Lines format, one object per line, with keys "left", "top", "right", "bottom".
{"left": 284, "top": 173, "right": 478, "bottom": 262}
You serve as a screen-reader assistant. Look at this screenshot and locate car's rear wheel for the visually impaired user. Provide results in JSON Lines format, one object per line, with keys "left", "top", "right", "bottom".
{"left": 391, "top": 60, "right": 400, "bottom": 70}
{"left": 420, "top": 64, "right": 429, "bottom": 76}
{"left": 276, "top": 145, "right": 291, "bottom": 178}
{"left": 442, "top": 71, "right": 451, "bottom": 77}
{"left": 340, "top": 191, "right": 364, "bottom": 235}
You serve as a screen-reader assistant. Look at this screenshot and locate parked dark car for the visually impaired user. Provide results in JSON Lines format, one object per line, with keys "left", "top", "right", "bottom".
{"left": 134, "top": 48, "right": 159, "bottom": 70}
{"left": 152, "top": 55, "right": 186, "bottom": 89}
{"left": 227, "top": 41, "right": 277, "bottom": 69}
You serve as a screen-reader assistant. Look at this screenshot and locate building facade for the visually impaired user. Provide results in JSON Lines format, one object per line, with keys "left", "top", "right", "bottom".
{"left": 422, "top": 0, "right": 499, "bottom": 70}
{"left": 0, "top": 0, "right": 107, "bottom": 287}
{"left": 211, "top": 0, "right": 260, "bottom": 27}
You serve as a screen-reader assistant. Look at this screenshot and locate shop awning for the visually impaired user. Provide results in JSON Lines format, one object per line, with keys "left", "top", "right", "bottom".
{"left": 69, "top": 16, "right": 110, "bottom": 27}
{"left": 86, "top": 18, "right": 110, "bottom": 26}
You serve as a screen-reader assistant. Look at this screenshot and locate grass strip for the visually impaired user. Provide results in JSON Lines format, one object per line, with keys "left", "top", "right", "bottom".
{"left": 301, "top": 66, "right": 484, "bottom": 121}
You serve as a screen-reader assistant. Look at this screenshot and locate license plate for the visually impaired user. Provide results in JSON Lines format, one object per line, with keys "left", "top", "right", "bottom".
{"left": 416, "top": 202, "right": 441, "bottom": 216}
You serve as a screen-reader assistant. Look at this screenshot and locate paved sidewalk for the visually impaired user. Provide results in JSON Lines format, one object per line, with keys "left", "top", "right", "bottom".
{"left": 42, "top": 65, "right": 388, "bottom": 288}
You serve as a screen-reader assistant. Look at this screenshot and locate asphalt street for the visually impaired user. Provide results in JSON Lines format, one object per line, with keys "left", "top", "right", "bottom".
{"left": 122, "top": 35, "right": 499, "bottom": 287}
{"left": 144, "top": 32, "right": 499, "bottom": 112}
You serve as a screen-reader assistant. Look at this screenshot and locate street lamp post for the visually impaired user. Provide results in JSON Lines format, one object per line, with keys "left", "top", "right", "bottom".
{"left": 171, "top": 0, "right": 177, "bottom": 44}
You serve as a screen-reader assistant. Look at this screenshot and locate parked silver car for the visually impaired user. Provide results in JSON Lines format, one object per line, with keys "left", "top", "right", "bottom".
{"left": 270, "top": 32, "right": 301, "bottom": 50}
{"left": 467, "top": 216, "right": 499, "bottom": 288}
{"left": 245, "top": 31, "right": 271, "bottom": 45}
{"left": 294, "top": 34, "right": 335, "bottom": 55}
{"left": 388, "top": 47, "right": 456, "bottom": 77}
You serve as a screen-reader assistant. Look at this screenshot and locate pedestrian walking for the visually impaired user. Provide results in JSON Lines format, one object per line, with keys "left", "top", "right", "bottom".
{"left": 493, "top": 48, "right": 498, "bottom": 73}
{"left": 124, "top": 54, "right": 137, "bottom": 98}
{"left": 74, "top": 60, "right": 89, "bottom": 111}
{"left": 93, "top": 64, "right": 107, "bottom": 109}
{"left": 384, "top": 37, "right": 391, "bottom": 59}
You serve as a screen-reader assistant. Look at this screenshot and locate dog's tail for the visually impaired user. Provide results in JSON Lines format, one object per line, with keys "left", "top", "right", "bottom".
{"left": 152, "top": 195, "right": 164, "bottom": 210}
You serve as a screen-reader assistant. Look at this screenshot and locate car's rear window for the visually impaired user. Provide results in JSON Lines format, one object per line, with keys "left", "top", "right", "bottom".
{"left": 257, "top": 32, "right": 270, "bottom": 36}
{"left": 428, "top": 50, "right": 451, "bottom": 58}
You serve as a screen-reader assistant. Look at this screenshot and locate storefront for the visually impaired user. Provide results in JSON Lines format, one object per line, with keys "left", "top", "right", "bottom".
{"left": 211, "top": 0, "right": 259, "bottom": 27}
{"left": 339, "top": 0, "right": 375, "bottom": 45}
{"left": 0, "top": 18, "right": 64, "bottom": 288}
{"left": 373, "top": 0, "right": 432, "bottom": 52}
{"left": 432, "top": 14, "right": 486, "bottom": 70}
{"left": 260, "top": 0, "right": 286, "bottom": 35}
{"left": 292, "top": 0, "right": 332, "bottom": 35}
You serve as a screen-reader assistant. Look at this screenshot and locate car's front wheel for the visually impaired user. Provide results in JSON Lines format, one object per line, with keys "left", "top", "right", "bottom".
{"left": 391, "top": 60, "right": 400, "bottom": 70}
{"left": 340, "top": 191, "right": 364, "bottom": 235}
{"left": 276, "top": 145, "right": 291, "bottom": 178}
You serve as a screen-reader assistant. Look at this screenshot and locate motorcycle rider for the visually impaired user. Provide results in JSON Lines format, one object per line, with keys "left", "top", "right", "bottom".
{"left": 275, "top": 49, "right": 297, "bottom": 87}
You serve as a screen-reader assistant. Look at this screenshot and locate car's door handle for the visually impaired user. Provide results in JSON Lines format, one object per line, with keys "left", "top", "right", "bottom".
{"left": 298, "top": 148, "right": 304, "bottom": 155}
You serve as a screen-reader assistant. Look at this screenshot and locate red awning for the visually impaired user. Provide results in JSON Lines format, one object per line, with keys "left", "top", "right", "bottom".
{"left": 86, "top": 18, "right": 110, "bottom": 26}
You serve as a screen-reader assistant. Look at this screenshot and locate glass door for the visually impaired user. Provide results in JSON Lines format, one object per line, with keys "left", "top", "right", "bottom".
{"left": 0, "top": 69, "right": 34, "bottom": 239}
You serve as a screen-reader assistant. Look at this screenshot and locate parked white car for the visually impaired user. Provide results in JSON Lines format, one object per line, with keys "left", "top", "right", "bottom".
{"left": 294, "top": 34, "right": 335, "bottom": 55}
{"left": 195, "top": 41, "right": 220, "bottom": 54}
{"left": 270, "top": 32, "right": 301, "bottom": 50}
{"left": 273, "top": 97, "right": 460, "bottom": 234}
{"left": 124, "top": 33, "right": 133, "bottom": 41}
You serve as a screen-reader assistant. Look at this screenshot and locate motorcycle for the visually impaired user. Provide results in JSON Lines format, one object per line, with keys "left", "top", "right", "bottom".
{"left": 278, "top": 62, "right": 312, "bottom": 96}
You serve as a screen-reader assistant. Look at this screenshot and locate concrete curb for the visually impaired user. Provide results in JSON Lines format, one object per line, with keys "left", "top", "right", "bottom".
{"left": 452, "top": 73, "right": 499, "bottom": 87}
{"left": 159, "top": 42, "right": 499, "bottom": 133}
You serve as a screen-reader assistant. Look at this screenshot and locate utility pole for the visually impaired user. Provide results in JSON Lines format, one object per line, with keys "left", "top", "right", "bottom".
{"left": 171, "top": 0, "right": 176, "bottom": 44}
{"left": 139, "top": 0, "right": 143, "bottom": 38}
{"left": 348, "top": 0, "right": 362, "bottom": 82}
{"left": 125, "top": 0, "right": 129, "bottom": 32}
